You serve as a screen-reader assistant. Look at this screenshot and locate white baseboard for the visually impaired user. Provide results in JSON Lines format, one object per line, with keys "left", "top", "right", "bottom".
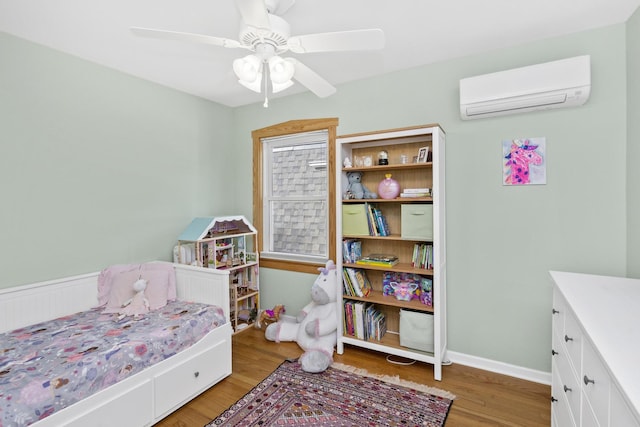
{"left": 446, "top": 350, "right": 551, "bottom": 385}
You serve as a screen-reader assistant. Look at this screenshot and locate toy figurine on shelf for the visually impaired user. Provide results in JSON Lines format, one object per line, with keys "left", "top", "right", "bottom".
{"left": 378, "top": 150, "right": 389, "bottom": 165}
{"left": 237, "top": 307, "right": 258, "bottom": 325}
{"left": 344, "top": 171, "right": 377, "bottom": 199}
{"left": 391, "top": 281, "right": 419, "bottom": 301}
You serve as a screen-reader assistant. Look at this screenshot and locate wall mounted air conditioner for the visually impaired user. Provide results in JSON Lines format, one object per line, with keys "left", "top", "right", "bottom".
{"left": 459, "top": 55, "right": 590, "bottom": 120}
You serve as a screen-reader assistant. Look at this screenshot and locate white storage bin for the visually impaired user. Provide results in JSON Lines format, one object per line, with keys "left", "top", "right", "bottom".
{"left": 399, "top": 309, "right": 434, "bottom": 352}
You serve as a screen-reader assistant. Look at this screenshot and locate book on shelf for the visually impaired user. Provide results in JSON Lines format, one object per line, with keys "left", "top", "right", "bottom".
{"left": 343, "top": 301, "right": 354, "bottom": 336}
{"left": 400, "top": 192, "right": 430, "bottom": 198}
{"left": 354, "top": 302, "right": 365, "bottom": 339}
{"left": 356, "top": 254, "right": 398, "bottom": 267}
{"left": 403, "top": 188, "right": 430, "bottom": 193}
{"left": 400, "top": 188, "right": 431, "bottom": 198}
{"left": 366, "top": 304, "right": 387, "bottom": 341}
{"left": 365, "top": 203, "right": 390, "bottom": 237}
{"left": 411, "top": 243, "right": 433, "bottom": 269}
{"left": 343, "top": 301, "right": 386, "bottom": 341}
{"left": 342, "top": 267, "right": 372, "bottom": 297}
{"left": 342, "top": 239, "right": 362, "bottom": 263}
{"left": 372, "top": 206, "right": 390, "bottom": 236}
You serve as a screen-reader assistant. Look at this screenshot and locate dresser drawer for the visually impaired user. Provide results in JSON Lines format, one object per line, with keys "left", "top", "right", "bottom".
{"left": 553, "top": 338, "right": 581, "bottom": 422}
{"left": 582, "top": 337, "right": 610, "bottom": 426}
{"left": 581, "top": 395, "right": 600, "bottom": 427}
{"left": 552, "top": 360, "right": 577, "bottom": 427}
{"left": 562, "top": 306, "right": 582, "bottom": 375}
{"left": 550, "top": 272, "right": 640, "bottom": 427}
{"left": 610, "top": 384, "right": 640, "bottom": 426}
{"left": 552, "top": 289, "right": 565, "bottom": 337}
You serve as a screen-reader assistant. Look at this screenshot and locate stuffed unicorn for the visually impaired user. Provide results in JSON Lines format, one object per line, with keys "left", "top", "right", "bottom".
{"left": 265, "top": 260, "right": 338, "bottom": 373}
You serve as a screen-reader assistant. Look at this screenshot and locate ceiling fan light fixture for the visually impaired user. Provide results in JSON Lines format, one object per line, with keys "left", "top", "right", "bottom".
{"left": 133, "top": 0, "right": 385, "bottom": 102}
{"left": 238, "top": 71, "right": 263, "bottom": 93}
{"left": 233, "top": 54, "right": 262, "bottom": 82}
{"left": 268, "top": 56, "right": 295, "bottom": 84}
{"left": 271, "top": 79, "right": 293, "bottom": 93}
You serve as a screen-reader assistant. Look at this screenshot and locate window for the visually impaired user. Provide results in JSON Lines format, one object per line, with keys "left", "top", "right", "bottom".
{"left": 263, "top": 132, "right": 327, "bottom": 262}
{"left": 252, "top": 119, "right": 338, "bottom": 274}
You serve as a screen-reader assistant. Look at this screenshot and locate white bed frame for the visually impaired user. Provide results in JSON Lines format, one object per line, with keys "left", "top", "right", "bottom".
{"left": 0, "top": 262, "right": 233, "bottom": 427}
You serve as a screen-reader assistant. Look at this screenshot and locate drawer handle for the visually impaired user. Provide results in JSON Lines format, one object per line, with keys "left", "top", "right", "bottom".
{"left": 194, "top": 371, "right": 200, "bottom": 378}
{"left": 552, "top": 308, "right": 559, "bottom": 314}
{"left": 563, "top": 385, "right": 572, "bottom": 393}
{"left": 583, "top": 375, "right": 595, "bottom": 386}
{"left": 551, "top": 349, "right": 558, "bottom": 356}
{"left": 564, "top": 335, "right": 573, "bottom": 342}
{"left": 551, "top": 396, "right": 558, "bottom": 403}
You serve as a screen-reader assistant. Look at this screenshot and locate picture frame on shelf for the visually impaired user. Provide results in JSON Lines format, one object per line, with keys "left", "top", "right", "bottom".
{"left": 417, "top": 146, "right": 430, "bottom": 163}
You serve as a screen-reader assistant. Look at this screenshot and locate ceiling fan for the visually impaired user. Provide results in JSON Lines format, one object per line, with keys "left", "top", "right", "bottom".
{"left": 131, "top": 0, "right": 385, "bottom": 105}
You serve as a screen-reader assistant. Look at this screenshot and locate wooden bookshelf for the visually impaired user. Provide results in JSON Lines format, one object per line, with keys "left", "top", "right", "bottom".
{"left": 336, "top": 124, "right": 446, "bottom": 380}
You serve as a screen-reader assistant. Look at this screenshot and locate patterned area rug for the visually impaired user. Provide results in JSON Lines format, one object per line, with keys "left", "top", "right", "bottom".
{"left": 207, "top": 360, "right": 454, "bottom": 426}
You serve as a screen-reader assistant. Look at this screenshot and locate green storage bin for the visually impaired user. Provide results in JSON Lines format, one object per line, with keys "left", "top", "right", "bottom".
{"left": 342, "top": 204, "right": 370, "bottom": 236}
{"left": 401, "top": 204, "right": 433, "bottom": 240}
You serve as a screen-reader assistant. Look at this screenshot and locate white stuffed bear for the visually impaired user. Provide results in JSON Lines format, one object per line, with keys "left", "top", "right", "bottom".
{"left": 265, "top": 260, "right": 338, "bottom": 373}
{"left": 119, "top": 278, "right": 150, "bottom": 319}
{"left": 345, "top": 171, "right": 377, "bottom": 199}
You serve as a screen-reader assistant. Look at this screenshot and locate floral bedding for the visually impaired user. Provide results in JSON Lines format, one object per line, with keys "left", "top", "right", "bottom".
{"left": 0, "top": 300, "right": 226, "bottom": 427}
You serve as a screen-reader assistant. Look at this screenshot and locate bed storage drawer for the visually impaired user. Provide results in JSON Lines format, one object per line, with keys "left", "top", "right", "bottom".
{"left": 154, "top": 338, "right": 230, "bottom": 418}
{"left": 65, "top": 380, "right": 153, "bottom": 427}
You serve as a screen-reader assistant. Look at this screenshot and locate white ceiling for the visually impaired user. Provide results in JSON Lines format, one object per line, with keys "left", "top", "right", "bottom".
{"left": 1, "top": 0, "right": 639, "bottom": 107}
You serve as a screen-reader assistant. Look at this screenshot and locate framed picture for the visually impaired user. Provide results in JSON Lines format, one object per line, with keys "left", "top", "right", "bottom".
{"left": 417, "top": 146, "right": 429, "bottom": 163}
{"left": 502, "top": 137, "right": 546, "bottom": 185}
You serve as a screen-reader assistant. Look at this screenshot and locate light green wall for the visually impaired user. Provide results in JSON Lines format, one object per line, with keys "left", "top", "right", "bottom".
{"left": 627, "top": 8, "right": 640, "bottom": 277}
{"left": 1, "top": 18, "right": 635, "bottom": 374}
{"left": 0, "top": 32, "right": 235, "bottom": 287}
{"left": 233, "top": 24, "right": 629, "bottom": 372}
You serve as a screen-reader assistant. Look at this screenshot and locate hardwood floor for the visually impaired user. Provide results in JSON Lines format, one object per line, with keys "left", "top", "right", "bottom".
{"left": 155, "top": 327, "right": 551, "bottom": 426}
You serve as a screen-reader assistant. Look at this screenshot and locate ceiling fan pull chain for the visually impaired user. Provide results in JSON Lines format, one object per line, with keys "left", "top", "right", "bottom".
{"left": 263, "top": 61, "right": 270, "bottom": 108}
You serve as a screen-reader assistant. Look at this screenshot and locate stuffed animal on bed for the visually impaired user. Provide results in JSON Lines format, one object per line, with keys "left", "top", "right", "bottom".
{"left": 265, "top": 260, "right": 338, "bottom": 373}
{"left": 345, "top": 171, "right": 377, "bottom": 199}
{"left": 119, "top": 278, "right": 150, "bottom": 319}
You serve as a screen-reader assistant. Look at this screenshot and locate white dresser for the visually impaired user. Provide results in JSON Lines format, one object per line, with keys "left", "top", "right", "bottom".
{"left": 550, "top": 271, "right": 640, "bottom": 426}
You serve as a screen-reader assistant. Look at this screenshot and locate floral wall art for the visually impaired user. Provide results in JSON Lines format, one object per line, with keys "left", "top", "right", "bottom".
{"left": 502, "top": 138, "right": 546, "bottom": 185}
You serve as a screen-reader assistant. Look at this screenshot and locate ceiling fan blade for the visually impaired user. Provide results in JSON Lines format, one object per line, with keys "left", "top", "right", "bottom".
{"left": 235, "top": 0, "right": 271, "bottom": 29}
{"left": 267, "top": 0, "right": 295, "bottom": 15}
{"left": 290, "top": 59, "right": 336, "bottom": 98}
{"left": 131, "top": 27, "right": 243, "bottom": 49}
{"left": 288, "top": 29, "right": 384, "bottom": 54}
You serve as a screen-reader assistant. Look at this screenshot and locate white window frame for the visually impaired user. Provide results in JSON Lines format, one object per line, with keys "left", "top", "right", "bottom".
{"left": 261, "top": 130, "right": 329, "bottom": 263}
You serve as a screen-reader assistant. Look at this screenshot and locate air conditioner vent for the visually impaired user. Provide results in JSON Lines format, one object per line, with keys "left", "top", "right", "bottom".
{"left": 459, "top": 56, "right": 591, "bottom": 120}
